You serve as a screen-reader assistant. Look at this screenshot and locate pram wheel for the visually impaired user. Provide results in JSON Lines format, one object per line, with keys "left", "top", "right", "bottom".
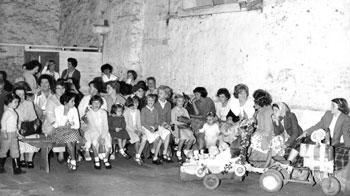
{"left": 259, "top": 169, "right": 283, "bottom": 192}
{"left": 280, "top": 169, "right": 290, "bottom": 185}
{"left": 321, "top": 177, "right": 341, "bottom": 195}
{"left": 203, "top": 174, "right": 220, "bottom": 190}
{"left": 234, "top": 165, "right": 246, "bottom": 177}
{"left": 196, "top": 167, "right": 207, "bottom": 178}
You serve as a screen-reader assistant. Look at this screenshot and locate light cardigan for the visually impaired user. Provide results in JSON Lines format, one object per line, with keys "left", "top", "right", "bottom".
{"left": 16, "top": 100, "right": 37, "bottom": 122}
{"left": 124, "top": 108, "right": 142, "bottom": 132}
{"left": 53, "top": 105, "right": 80, "bottom": 129}
{"left": 86, "top": 109, "right": 109, "bottom": 136}
{"left": 42, "top": 95, "right": 61, "bottom": 134}
{"left": 229, "top": 97, "right": 255, "bottom": 119}
{"left": 1, "top": 108, "right": 18, "bottom": 133}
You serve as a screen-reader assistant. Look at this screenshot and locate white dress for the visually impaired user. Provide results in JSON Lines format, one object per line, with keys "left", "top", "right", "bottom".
{"left": 199, "top": 123, "right": 220, "bottom": 148}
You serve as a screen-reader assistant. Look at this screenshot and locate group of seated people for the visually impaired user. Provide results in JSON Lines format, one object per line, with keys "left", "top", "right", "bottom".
{"left": 0, "top": 57, "right": 349, "bottom": 176}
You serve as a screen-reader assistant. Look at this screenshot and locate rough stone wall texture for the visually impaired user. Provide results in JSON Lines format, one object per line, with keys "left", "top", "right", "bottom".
{"left": 142, "top": 0, "right": 350, "bottom": 112}
{"left": 59, "top": 0, "right": 145, "bottom": 80}
{"left": 0, "top": 0, "right": 60, "bottom": 82}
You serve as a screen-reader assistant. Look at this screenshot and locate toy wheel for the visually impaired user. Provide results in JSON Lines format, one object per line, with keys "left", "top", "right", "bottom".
{"left": 196, "top": 167, "right": 206, "bottom": 178}
{"left": 280, "top": 169, "right": 290, "bottom": 185}
{"left": 321, "top": 177, "right": 341, "bottom": 195}
{"left": 259, "top": 169, "right": 283, "bottom": 192}
{"left": 203, "top": 174, "right": 220, "bottom": 190}
{"left": 235, "top": 165, "right": 246, "bottom": 177}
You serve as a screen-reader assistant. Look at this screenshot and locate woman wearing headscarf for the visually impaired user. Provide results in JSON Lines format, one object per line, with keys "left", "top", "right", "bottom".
{"left": 271, "top": 102, "right": 303, "bottom": 162}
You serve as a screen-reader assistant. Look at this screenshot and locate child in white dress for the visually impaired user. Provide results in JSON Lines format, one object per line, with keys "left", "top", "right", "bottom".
{"left": 84, "top": 95, "right": 112, "bottom": 170}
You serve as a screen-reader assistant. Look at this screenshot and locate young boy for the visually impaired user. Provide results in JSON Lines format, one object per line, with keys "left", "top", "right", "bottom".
{"left": 0, "top": 93, "right": 26, "bottom": 175}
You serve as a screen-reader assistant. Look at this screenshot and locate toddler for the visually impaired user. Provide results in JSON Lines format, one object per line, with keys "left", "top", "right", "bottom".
{"left": 108, "top": 104, "right": 131, "bottom": 159}
{"left": 0, "top": 93, "right": 25, "bottom": 175}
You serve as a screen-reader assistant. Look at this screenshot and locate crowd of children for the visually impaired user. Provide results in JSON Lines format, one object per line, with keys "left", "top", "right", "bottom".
{"left": 0, "top": 58, "right": 349, "bottom": 180}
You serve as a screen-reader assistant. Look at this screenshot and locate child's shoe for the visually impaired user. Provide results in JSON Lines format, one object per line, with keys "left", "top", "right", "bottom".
{"left": 0, "top": 158, "right": 6, "bottom": 173}
{"left": 176, "top": 151, "right": 183, "bottom": 162}
{"left": 134, "top": 154, "right": 142, "bottom": 165}
{"left": 20, "top": 160, "right": 27, "bottom": 168}
{"left": 12, "top": 158, "right": 26, "bottom": 175}
{"left": 119, "top": 149, "right": 131, "bottom": 160}
{"left": 68, "top": 160, "right": 77, "bottom": 173}
{"left": 103, "top": 159, "right": 112, "bottom": 169}
{"left": 94, "top": 157, "right": 101, "bottom": 170}
{"left": 27, "top": 161, "right": 34, "bottom": 169}
{"left": 110, "top": 153, "right": 115, "bottom": 160}
{"left": 152, "top": 158, "right": 162, "bottom": 165}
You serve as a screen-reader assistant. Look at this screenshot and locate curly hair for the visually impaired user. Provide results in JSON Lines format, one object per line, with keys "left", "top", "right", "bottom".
{"left": 233, "top": 84, "right": 249, "bottom": 99}
{"left": 216, "top": 88, "right": 231, "bottom": 100}
{"left": 253, "top": 89, "right": 272, "bottom": 107}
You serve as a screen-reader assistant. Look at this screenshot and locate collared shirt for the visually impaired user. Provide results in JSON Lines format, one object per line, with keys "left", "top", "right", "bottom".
{"left": 78, "top": 95, "right": 108, "bottom": 118}
{"left": 102, "top": 74, "right": 118, "bottom": 83}
{"left": 41, "top": 67, "right": 60, "bottom": 80}
{"left": 158, "top": 100, "right": 167, "bottom": 109}
{"left": 229, "top": 97, "right": 255, "bottom": 119}
{"left": 53, "top": 105, "right": 80, "bottom": 129}
{"left": 1, "top": 108, "right": 18, "bottom": 133}
{"left": 146, "top": 105, "right": 154, "bottom": 112}
{"left": 34, "top": 91, "right": 54, "bottom": 113}
{"left": 329, "top": 113, "right": 342, "bottom": 142}
{"left": 16, "top": 100, "right": 37, "bottom": 122}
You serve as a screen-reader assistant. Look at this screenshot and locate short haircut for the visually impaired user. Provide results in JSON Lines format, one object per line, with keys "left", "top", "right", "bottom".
{"left": 146, "top": 94, "right": 157, "bottom": 101}
{"left": 193, "top": 87, "right": 208, "bottom": 98}
{"left": 207, "top": 111, "right": 216, "bottom": 118}
{"left": 55, "top": 79, "right": 68, "bottom": 91}
{"left": 233, "top": 84, "right": 249, "bottom": 99}
{"left": 0, "top": 79, "right": 5, "bottom": 86}
{"left": 147, "top": 77, "right": 156, "bottom": 82}
{"left": 105, "top": 80, "right": 120, "bottom": 93}
{"left": 253, "top": 89, "right": 272, "bottom": 107}
{"left": 89, "top": 95, "right": 104, "bottom": 106}
{"left": 67, "top": 58, "right": 78, "bottom": 67}
{"left": 25, "top": 60, "right": 42, "bottom": 71}
{"left": 60, "top": 92, "right": 76, "bottom": 105}
{"left": 4, "top": 93, "right": 20, "bottom": 106}
{"left": 88, "top": 80, "right": 103, "bottom": 93}
{"left": 110, "top": 104, "right": 124, "bottom": 114}
{"left": 48, "top": 60, "right": 56, "bottom": 64}
{"left": 127, "top": 70, "right": 137, "bottom": 80}
{"left": 0, "top": 71, "right": 7, "bottom": 80}
{"left": 66, "top": 77, "right": 80, "bottom": 90}
{"left": 125, "top": 96, "right": 140, "bottom": 107}
{"left": 38, "top": 74, "right": 55, "bottom": 88}
{"left": 216, "top": 88, "right": 231, "bottom": 100}
{"left": 332, "top": 98, "right": 350, "bottom": 115}
{"left": 101, "top": 63, "right": 113, "bottom": 73}
{"left": 13, "top": 81, "right": 32, "bottom": 93}
{"left": 158, "top": 85, "right": 171, "bottom": 98}
{"left": 13, "top": 86, "right": 27, "bottom": 101}
{"left": 132, "top": 82, "right": 147, "bottom": 93}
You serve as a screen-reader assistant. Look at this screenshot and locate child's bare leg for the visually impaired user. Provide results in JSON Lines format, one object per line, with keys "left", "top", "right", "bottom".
{"left": 66, "top": 142, "right": 77, "bottom": 170}
{"left": 134, "top": 142, "right": 140, "bottom": 153}
{"left": 162, "top": 135, "right": 170, "bottom": 156}
{"left": 20, "top": 153, "right": 25, "bottom": 161}
{"left": 178, "top": 139, "right": 185, "bottom": 152}
{"left": 137, "top": 136, "right": 147, "bottom": 156}
{"left": 122, "top": 139, "right": 127, "bottom": 149}
{"left": 154, "top": 137, "right": 162, "bottom": 161}
{"left": 27, "top": 153, "right": 34, "bottom": 162}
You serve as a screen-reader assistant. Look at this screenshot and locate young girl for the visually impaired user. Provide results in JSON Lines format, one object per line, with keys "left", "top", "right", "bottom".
{"left": 171, "top": 95, "right": 195, "bottom": 162}
{"left": 108, "top": 104, "right": 131, "bottom": 159}
{"left": 0, "top": 93, "right": 25, "bottom": 175}
{"left": 85, "top": 95, "right": 112, "bottom": 169}
{"left": 154, "top": 86, "right": 172, "bottom": 163}
{"left": 195, "top": 112, "right": 220, "bottom": 159}
{"left": 124, "top": 97, "right": 147, "bottom": 165}
{"left": 50, "top": 92, "right": 81, "bottom": 172}
{"left": 141, "top": 94, "right": 162, "bottom": 165}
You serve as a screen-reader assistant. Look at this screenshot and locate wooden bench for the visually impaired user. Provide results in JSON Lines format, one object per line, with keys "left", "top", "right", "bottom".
{"left": 20, "top": 136, "right": 65, "bottom": 173}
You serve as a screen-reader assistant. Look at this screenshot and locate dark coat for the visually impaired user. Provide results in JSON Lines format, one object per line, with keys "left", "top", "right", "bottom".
{"left": 273, "top": 111, "right": 303, "bottom": 147}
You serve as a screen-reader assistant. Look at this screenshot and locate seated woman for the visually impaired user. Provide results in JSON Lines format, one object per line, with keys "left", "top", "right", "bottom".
{"left": 249, "top": 89, "right": 274, "bottom": 165}
{"left": 101, "top": 63, "right": 118, "bottom": 83}
{"left": 34, "top": 74, "right": 55, "bottom": 120}
{"left": 215, "top": 88, "right": 231, "bottom": 122}
{"left": 15, "top": 86, "right": 40, "bottom": 169}
{"left": 299, "top": 98, "right": 350, "bottom": 147}
{"left": 228, "top": 83, "right": 255, "bottom": 122}
{"left": 271, "top": 102, "right": 303, "bottom": 163}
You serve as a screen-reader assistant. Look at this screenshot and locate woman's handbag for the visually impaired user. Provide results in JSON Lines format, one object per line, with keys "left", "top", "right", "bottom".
{"left": 19, "top": 119, "right": 41, "bottom": 136}
{"left": 177, "top": 116, "right": 191, "bottom": 129}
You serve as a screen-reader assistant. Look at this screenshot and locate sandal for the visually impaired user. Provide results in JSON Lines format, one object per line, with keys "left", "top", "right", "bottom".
{"left": 94, "top": 160, "right": 101, "bottom": 170}
{"left": 163, "top": 155, "right": 174, "bottom": 163}
{"left": 119, "top": 151, "right": 131, "bottom": 160}
{"left": 134, "top": 157, "right": 142, "bottom": 165}
{"left": 68, "top": 163, "right": 77, "bottom": 173}
{"left": 104, "top": 160, "right": 112, "bottom": 169}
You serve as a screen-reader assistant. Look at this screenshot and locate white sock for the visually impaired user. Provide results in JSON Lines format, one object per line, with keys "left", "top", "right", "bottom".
{"left": 176, "top": 151, "right": 181, "bottom": 157}
{"left": 184, "top": 149, "right": 188, "bottom": 156}
{"left": 135, "top": 154, "right": 141, "bottom": 159}
{"left": 70, "top": 160, "right": 76, "bottom": 165}
{"left": 94, "top": 157, "right": 99, "bottom": 162}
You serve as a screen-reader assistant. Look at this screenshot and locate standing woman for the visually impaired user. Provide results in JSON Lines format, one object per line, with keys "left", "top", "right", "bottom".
{"left": 228, "top": 84, "right": 255, "bottom": 122}
{"left": 15, "top": 87, "right": 40, "bottom": 168}
{"left": 41, "top": 60, "right": 60, "bottom": 81}
{"left": 215, "top": 88, "right": 231, "bottom": 122}
{"left": 249, "top": 89, "right": 274, "bottom": 164}
{"left": 125, "top": 70, "right": 138, "bottom": 86}
{"left": 42, "top": 80, "right": 67, "bottom": 162}
{"left": 105, "top": 81, "right": 126, "bottom": 113}
{"left": 49, "top": 92, "right": 81, "bottom": 172}
{"left": 23, "top": 60, "right": 41, "bottom": 93}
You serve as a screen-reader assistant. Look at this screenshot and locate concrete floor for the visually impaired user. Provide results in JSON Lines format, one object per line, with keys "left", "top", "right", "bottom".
{"left": 0, "top": 153, "right": 346, "bottom": 196}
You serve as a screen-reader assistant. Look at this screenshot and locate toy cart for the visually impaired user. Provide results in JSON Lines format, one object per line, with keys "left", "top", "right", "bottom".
{"left": 259, "top": 130, "right": 347, "bottom": 195}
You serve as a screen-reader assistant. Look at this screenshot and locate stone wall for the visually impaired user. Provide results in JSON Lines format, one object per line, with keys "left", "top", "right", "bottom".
{"left": 142, "top": 0, "right": 350, "bottom": 110}
{"left": 59, "top": 0, "right": 145, "bottom": 80}
{"left": 0, "top": 0, "right": 60, "bottom": 82}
